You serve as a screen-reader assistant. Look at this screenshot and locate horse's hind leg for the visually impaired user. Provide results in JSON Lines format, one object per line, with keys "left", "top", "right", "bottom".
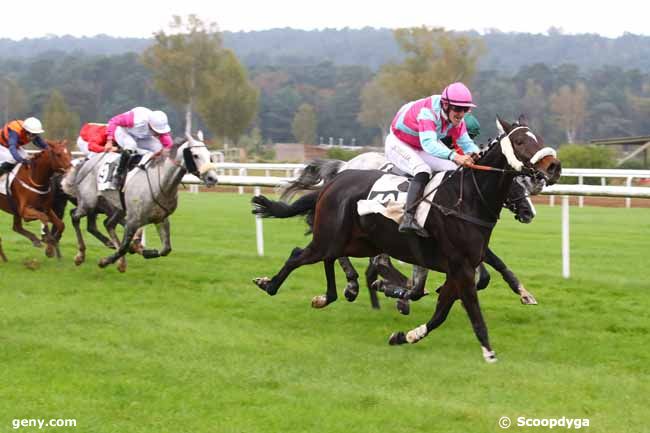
{"left": 253, "top": 244, "right": 324, "bottom": 296}
{"left": 484, "top": 248, "right": 537, "bottom": 305}
{"left": 46, "top": 208, "right": 64, "bottom": 259}
{"left": 12, "top": 214, "right": 42, "bottom": 247}
{"left": 338, "top": 257, "right": 360, "bottom": 302}
{"left": 476, "top": 263, "right": 491, "bottom": 291}
{"left": 142, "top": 218, "right": 171, "bottom": 259}
{"left": 364, "top": 257, "right": 381, "bottom": 310}
{"left": 312, "top": 258, "right": 339, "bottom": 308}
{"left": 87, "top": 211, "right": 113, "bottom": 248}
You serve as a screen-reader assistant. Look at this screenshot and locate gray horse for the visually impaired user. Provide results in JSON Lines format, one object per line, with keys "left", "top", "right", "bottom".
{"left": 61, "top": 134, "right": 218, "bottom": 272}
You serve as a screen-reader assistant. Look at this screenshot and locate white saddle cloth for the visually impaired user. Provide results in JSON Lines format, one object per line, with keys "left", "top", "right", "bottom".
{"left": 0, "top": 164, "right": 23, "bottom": 195}
{"left": 357, "top": 171, "right": 445, "bottom": 226}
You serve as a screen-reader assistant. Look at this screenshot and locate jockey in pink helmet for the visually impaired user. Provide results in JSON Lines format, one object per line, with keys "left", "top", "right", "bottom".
{"left": 385, "top": 82, "right": 479, "bottom": 236}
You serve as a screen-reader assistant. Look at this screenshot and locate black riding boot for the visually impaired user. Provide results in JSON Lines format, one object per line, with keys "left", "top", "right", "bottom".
{"left": 399, "top": 172, "right": 430, "bottom": 237}
{"left": 0, "top": 162, "right": 16, "bottom": 177}
{"left": 112, "top": 152, "right": 131, "bottom": 190}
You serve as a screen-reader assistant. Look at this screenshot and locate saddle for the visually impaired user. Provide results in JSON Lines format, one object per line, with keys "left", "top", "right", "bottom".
{"left": 357, "top": 172, "right": 447, "bottom": 226}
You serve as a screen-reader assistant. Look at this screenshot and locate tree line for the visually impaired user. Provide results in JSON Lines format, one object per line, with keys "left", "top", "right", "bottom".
{"left": 1, "top": 20, "right": 650, "bottom": 167}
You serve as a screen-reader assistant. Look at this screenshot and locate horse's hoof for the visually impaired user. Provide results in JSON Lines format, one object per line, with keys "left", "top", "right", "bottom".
{"left": 519, "top": 288, "right": 538, "bottom": 305}
{"left": 98, "top": 258, "right": 110, "bottom": 268}
{"left": 74, "top": 254, "right": 85, "bottom": 266}
{"left": 32, "top": 240, "right": 42, "bottom": 248}
{"left": 396, "top": 299, "right": 410, "bottom": 315}
{"left": 482, "top": 347, "right": 498, "bottom": 363}
{"left": 117, "top": 262, "right": 127, "bottom": 273}
{"left": 45, "top": 245, "right": 55, "bottom": 258}
{"left": 311, "top": 295, "right": 330, "bottom": 308}
{"left": 253, "top": 277, "right": 271, "bottom": 293}
{"left": 344, "top": 283, "right": 359, "bottom": 302}
{"left": 405, "top": 324, "right": 427, "bottom": 344}
{"left": 388, "top": 332, "right": 407, "bottom": 345}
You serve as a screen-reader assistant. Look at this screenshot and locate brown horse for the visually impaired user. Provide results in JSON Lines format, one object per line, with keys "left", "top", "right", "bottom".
{"left": 0, "top": 140, "right": 72, "bottom": 260}
{"left": 253, "top": 115, "right": 561, "bottom": 362}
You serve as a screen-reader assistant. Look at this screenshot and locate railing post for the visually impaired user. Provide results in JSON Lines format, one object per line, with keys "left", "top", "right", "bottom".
{"left": 578, "top": 176, "right": 584, "bottom": 208}
{"left": 549, "top": 195, "right": 555, "bottom": 207}
{"left": 238, "top": 168, "right": 246, "bottom": 194}
{"left": 562, "top": 195, "right": 570, "bottom": 279}
{"left": 625, "top": 177, "right": 632, "bottom": 208}
{"left": 255, "top": 186, "right": 264, "bottom": 256}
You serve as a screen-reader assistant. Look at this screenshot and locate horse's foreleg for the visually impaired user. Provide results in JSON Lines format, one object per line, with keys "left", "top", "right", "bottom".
{"left": 130, "top": 228, "right": 144, "bottom": 255}
{"left": 338, "top": 257, "right": 359, "bottom": 302}
{"left": 364, "top": 257, "right": 381, "bottom": 310}
{"left": 389, "top": 278, "right": 458, "bottom": 345}
{"left": 142, "top": 218, "right": 171, "bottom": 259}
{"left": 485, "top": 248, "right": 537, "bottom": 305}
{"left": 253, "top": 244, "right": 323, "bottom": 296}
{"left": 99, "top": 224, "right": 137, "bottom": 270}
{"left": 456, "top": 267, "right": 497, "bottom": 363}
{"left": 312, "top": 258, "right": 338, "bottom": 308}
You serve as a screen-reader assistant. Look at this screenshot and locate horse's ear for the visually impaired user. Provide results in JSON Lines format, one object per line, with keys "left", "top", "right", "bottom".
{"left": 197, "top": 130, "right": 204, "bottom": 141}
{"left": 496, "top": 115, "right": 511, "bottom": 135}
{"left": 518, "top": 114, "right": 529, "bottom": 127}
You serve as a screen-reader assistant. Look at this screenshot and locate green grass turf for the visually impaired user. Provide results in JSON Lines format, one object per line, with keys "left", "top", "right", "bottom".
{"left": 0, "top": 192, "right": 648, "bottom": 432}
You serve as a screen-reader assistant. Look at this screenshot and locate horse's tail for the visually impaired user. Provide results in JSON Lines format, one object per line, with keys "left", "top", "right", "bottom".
{"left": 252, "top": 192, "right": 318, "bottom": 218}
{"left": 280, "top": 159, "right": 344, "bottom": 201}
{"left": 60, "top": 165, "right": 80, "bottom": 197}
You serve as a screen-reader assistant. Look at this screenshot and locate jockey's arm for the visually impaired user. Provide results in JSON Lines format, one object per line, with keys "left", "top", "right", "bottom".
{"left": 456, "top": 131, "right": 479, "bottom": 155}
{"left": 7, "top": 130, "right": 28, "bottom": 163}
{"left": 106, "top": 111, "right": 135, "bottom": 143}
{"left": 419, "top": 129, "right": 456, "bottom": 161}
{"left": 158, "top": 133, "right": 173, "bottom": 149}
{"left": 32, "top": 134, "right": 48, "bottom": 149}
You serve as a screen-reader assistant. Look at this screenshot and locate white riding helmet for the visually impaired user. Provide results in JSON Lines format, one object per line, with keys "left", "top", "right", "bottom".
{"left": 23, "top": 117, "right": 45, "bottom": 134}
{"left": 148, "top": 110, "right": 171, "bottom": 134}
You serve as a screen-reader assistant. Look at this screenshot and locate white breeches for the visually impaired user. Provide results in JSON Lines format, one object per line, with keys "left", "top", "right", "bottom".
{"left": 384, "top": 133, "right": 457, "bottom": 176}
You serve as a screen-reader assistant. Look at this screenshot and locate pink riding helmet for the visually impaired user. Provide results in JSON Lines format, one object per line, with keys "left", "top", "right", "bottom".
{"left": 441, "top": 82, "right": 477, "bottom": 107}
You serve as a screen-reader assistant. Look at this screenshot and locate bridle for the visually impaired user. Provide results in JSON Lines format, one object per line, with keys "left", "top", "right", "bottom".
{"left": 413, "top": 123, "right": 554, "bottom": 228}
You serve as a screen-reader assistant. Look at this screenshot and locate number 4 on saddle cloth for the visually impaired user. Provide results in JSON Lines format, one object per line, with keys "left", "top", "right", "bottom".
{"left": 356, "top": 171, "right": 447, "bottom": 234}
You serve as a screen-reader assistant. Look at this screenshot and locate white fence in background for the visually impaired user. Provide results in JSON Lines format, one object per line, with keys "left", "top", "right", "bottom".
{"left": 183, "top": 173, "right": 650, "bottom": 280}
{"left": 44, "top": 151, "right": 649, "bottom": 279}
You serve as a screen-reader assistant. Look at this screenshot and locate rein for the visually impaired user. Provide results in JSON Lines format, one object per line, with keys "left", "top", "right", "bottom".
{"left": 142, "top": 144, "right": 205, "bottom": 215}
{"left": 410, "top": 127, "right": 536, "bottom": 228}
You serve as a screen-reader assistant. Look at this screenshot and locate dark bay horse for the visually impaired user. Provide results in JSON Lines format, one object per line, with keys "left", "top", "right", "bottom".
{"left": 0, "top": 140, "right": 72, "bottom": 260}
{"left": 253, "top": 115, "right": 561, "bottom": 362}
{"left": 264, "top": 152, "right": 540, "bottom": 314}
{"left": 253, "top": 173, "right": 539, "bottom": 315}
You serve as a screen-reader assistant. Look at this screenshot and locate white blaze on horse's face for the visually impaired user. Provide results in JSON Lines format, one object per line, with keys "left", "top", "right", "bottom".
{"left": 496, "top": 118, "right": 524, "bottom": 171}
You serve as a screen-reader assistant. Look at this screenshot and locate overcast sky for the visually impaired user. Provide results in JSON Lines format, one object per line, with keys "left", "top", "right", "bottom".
{"left": 2, "top": 0, "right": 646, "bottom": 40}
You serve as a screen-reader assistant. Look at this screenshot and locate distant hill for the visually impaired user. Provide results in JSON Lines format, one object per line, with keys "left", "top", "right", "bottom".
{"left": 3, "top": 29, "right": 650, "bottom": 72}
